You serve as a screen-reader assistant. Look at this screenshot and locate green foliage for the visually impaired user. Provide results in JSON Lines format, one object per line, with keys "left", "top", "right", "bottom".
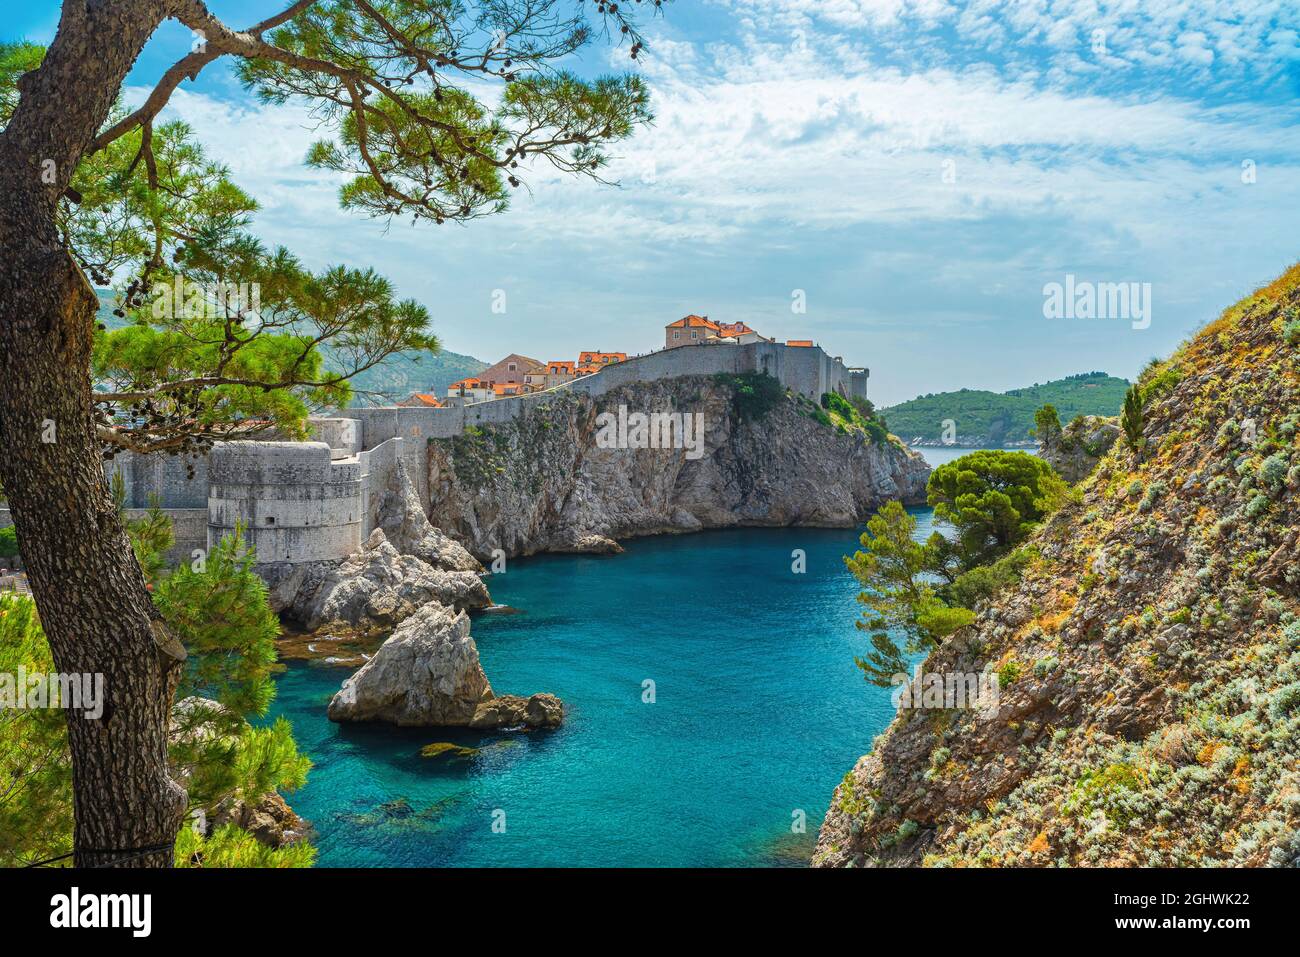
{"left": 0, "top": 41, "right": 43, "bottom": 119}
{"left": 176, "top": 822, "right": 315, "bottom": 869}
{"left": 845, "top": 454, "right": 1066, "bottom": 691}
{"left": 1139, "top": 364, "right": 1183, "bottom": 403}
{"left": 0, "top": 525, "right": 17, "bottom": 559}
{"left": 1063, "top": 763, "right": 1148, "bottom": 827}
{"left": 821, "top": 391, "right": 891, "bottom": 445}
{"left": 0, "top": 595, "right": 74, "bottom": 866}
{"left": 4, "top": 89, "right": 441, "bottom": 450}
{"left": 170, "top": 709, "right": 310, "bottom": 820}
{"left": 882, "top": 372, "right": 1129, "bottom": 444}
{"left": 237, "top": 1, "right": 656, "bottom": 226}
{"left": 92, "top": 234, "right": 440, "bottom": 444}
{"left": 111, "top": 474, "right": 174, "bottom": 585}
{"left": 1033, "top": 403, "right": 1061, "bottom": 441}
{"left": 0, "top": 518, "right": 311, "bottom": 866}
{"left": 941, "top": 545, "right": 1038, "bottom": 610}
{"left": 1121, "top": 383, "right": 1145, "bottom": 456}
{"left": 154, "top": 529, "right": 280, "bottom": 718}
{"left": 845, "top": 501, "right": 974, "bottom": 686}
{"left": 926, "top": 451, "right": 1066, "bottom": 569}
{"left": 714, "top": 372, "right": 786, "bottom": 420}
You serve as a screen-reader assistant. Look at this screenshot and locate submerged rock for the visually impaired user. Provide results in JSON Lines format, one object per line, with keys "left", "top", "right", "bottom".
{"left": 469, "top": 693, "right": 564, "bottom": 730}
{"left": 420, "top": 742, "right": 481, "bottom": 760}
{"left": 327, "top": 602, "right": 565, "bottom": 729}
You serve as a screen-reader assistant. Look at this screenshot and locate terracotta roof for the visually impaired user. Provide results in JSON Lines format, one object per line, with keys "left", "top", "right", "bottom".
{"left": 450, "top": 377, "right": 487, "bottom": 390}
{"left": 404, "top": 393, "right": 443, "bottom": 407}
{"left": 548, "top": 361, "right": 576, "bottom": 373}
{"left": 578, "top": 351, "right": 626, "bottom": 364}
{"left": 786, "top": 340, "right": 814, "bottom": 347}
{"left": 715, "top": 321, "right": 756, "bottom": 338}
{"left": 666, "top": 314, "right": 719, "bottom": 331}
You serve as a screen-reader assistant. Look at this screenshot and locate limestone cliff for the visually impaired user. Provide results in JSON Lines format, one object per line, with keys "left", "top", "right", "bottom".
{"left": 815, "top": 266, "right": 1300, "bottom": 867}
{"left": 425, "top": 374, "right": 930, "bottom": 559}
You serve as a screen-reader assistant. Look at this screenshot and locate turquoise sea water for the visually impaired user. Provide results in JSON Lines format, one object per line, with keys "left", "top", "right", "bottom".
{"left": 265, "top": 447, "right": 977, "bottom": 867}
{"left": 267, "top": 511, "right": 939, "bottom": 867}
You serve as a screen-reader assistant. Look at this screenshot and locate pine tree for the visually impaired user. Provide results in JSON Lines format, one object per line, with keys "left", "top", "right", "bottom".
{"left": 1122, "top": 384, "right": 1146, "bottom": 458}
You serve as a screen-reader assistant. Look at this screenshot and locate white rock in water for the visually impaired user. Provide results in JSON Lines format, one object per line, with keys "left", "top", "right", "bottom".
{"left": 326, "top": 602, "right": 566, "bottom": 729}
{"left": 327, "top": 602, "right": 492, "bottom": 726}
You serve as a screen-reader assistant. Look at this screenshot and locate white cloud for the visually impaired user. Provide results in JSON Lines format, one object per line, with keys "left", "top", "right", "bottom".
{"left": 121, "top": 9, "right": 1300, "bottom": 402}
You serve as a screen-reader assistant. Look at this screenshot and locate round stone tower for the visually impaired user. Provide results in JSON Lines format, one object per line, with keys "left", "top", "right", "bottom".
{"left": 207, "top": 441, "right": 363, "bottom": 564}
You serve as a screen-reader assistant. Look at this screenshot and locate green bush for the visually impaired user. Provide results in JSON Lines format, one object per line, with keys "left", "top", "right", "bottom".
{"left": 0, "top": 525, "right": 17, "bottom": 559}
{"left": 943, "top": 545, "right": 1037, "bottom": 609}
{"left": 714, "top": 372, "right": 785, "bottom": 420}
{"left": 819, "top": 390, "right": 890, "bottom": 445}
{"left": 926, "top": 450, "right": 1067, "bottom": 567}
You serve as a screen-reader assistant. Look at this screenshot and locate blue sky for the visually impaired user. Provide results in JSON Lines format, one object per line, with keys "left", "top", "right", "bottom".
{"left": 6, "top": 1, "right": 1300, "bottom": 406}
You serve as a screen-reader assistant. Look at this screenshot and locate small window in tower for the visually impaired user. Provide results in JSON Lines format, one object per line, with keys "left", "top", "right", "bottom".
{"left": 266, "top": 516, "right": 276, "bottom": 525}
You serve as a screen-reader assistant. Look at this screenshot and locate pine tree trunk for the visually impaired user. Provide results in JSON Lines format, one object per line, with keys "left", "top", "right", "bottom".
{"left": 0, "top": 0, "right": 184, "bottom": 868}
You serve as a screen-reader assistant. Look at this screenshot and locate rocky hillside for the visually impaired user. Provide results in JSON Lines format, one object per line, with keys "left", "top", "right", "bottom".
{"left": 1039, "top": 414, "right": 1120, "bottom": 483}
{"left": 426, "top": 374, "right": 931, "bottom": 559}
{"left": 816, "top": 265, "right": 1300, "bottom": 868}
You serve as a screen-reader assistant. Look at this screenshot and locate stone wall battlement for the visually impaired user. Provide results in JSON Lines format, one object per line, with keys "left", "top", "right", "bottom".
{"left": 69, "top": 339, "right": 868, "bottom": 565}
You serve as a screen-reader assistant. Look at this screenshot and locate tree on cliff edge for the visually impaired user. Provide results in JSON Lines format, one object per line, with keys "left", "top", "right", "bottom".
{"left": 0, "top": 0, "right": 664, "bottom": 867}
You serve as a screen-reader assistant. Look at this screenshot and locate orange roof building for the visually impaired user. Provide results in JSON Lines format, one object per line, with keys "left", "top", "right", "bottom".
{"left": 714, "top": 321, "right": 757, "bottom": 339}
{"left": 398, "top": 392, "right": 444, "bottom": 408}
{"left": 786, "top": 340, "right": 814, "bottom": 347}
{"left": 578, "top": 351, "right": 626, "bottom": 366}
{"left": 665, "top": 315, "right": 767, "bottom": 348}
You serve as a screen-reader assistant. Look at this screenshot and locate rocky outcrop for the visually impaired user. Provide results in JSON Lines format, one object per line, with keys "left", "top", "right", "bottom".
{"left": 1039, "top": 414, "right": 1120, "bottom": 483}
{"left": 170, "top": 697, "right": 309, "bottom": 850}
{"left": 210, "top": 791, "right": 310, "bottom": 849}
{"left": 426, "top": 376, "right": 930, "bottom": 560}
{"left": 271, "top": 529, "right": 489, "bottom": 632}
{"left": 378, "top": 461, "right": 483, "bottom": 572}
{"left": 470, "top": 692, "right": 564, "bottom": 729}
{"left": 327, "top": 601, "right": 565, "bottom": 729}
{"left": 815, "top": 266, "right": 1300, "bottom": 868}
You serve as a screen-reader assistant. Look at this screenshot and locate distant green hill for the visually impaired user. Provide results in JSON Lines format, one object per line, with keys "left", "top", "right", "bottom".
{"left": 881, "top": 371, "right": 1130, "bottom": 445}
{"left": 93, "top": 289, "right": 486, "bottom": 406}
{"left": 341, "top": 347, "right": 487, "bottom": 405}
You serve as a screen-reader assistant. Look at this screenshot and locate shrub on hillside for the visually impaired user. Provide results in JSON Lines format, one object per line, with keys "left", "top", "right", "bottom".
{"left": 714, "top": 372, "right": 785, "bottom": 420}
